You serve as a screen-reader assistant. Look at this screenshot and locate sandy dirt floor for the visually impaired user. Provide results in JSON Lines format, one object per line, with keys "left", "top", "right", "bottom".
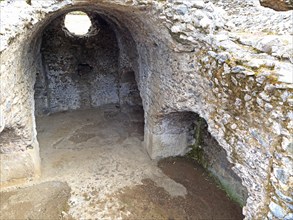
{"left": 0, "top": 105, "right": 243, "bottom": 219}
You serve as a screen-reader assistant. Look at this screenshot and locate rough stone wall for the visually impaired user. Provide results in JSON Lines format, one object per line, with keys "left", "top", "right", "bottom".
{"left": 35, "top": 12, "right": 141, "bottom": 115}
{"left": 0, "top": 0, "right": 292, "bottom": 219}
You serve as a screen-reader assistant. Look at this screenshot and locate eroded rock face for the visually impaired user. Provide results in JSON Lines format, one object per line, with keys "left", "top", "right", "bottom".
{"left": 260, "top": 0, "right": 293, "bottom": 11}
{"left": 0, "top": 0, "right": 292, "bottom": 219}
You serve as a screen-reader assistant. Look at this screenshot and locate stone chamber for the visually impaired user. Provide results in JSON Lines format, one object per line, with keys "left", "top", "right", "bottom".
{"left": 0, "top": 0, "right": 292, "bottom": 219}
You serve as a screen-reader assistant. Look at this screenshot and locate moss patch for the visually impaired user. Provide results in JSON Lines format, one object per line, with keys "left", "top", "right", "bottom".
{"left": 209, "top": 170, "right": 247, "bottom": 207}
{"left": 187, "top": 117, "right": 208, "bottom": 167}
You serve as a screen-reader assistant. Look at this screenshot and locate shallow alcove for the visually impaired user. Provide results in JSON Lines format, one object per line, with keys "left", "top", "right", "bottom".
{"left": 155, "top": 111, "right": 248, "bottom": 206}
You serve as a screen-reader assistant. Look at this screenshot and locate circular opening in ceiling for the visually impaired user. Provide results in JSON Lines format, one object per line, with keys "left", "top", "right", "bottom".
{"left": 64, "top": 11, "right": 92, "bottom": 36}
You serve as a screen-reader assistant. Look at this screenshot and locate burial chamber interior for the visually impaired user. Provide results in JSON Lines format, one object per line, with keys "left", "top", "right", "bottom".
{"left": 0, "top": 4, "right": 150, "bottom": 185}
{"left": 1, "top": 3, "right": 247, "bottom": 212}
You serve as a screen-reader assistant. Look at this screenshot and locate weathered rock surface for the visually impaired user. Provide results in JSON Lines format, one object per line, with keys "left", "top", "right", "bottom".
{"left": 0, "top": 181, "right": 71, "bottom": 219}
